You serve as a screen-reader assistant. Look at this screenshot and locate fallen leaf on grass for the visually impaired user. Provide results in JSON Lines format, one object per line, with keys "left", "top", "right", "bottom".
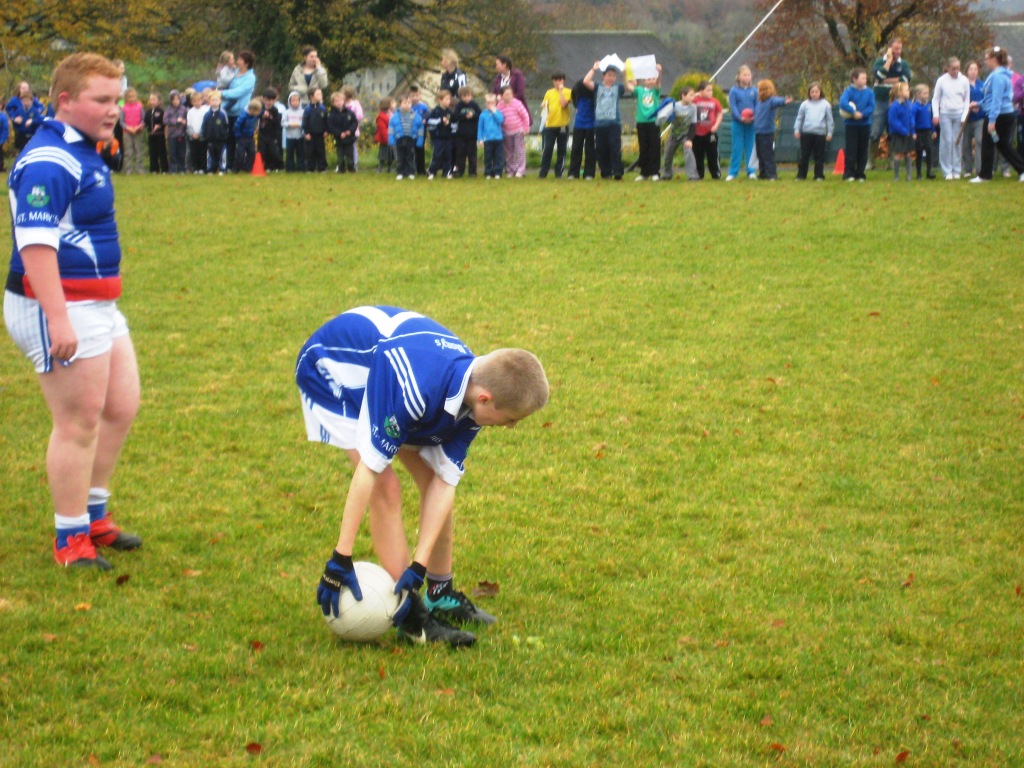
{"left": 868, "top": 311, "right": 882, "bottom": 317}
{"left": 249, "top": 640, "right": 265, "bottom": 652}
{"left": 769, "top": 743, "right": 786, "bottom": 753}
{"left": 896, "top": 750, "right": 910, "bottom": 763}
{"left": 182, "top": 643, "right": 198, "bottom": 652}
{"left": 1016, "top": 583, "right": 1022, "bottom": 597}
{"left": 901, "top": 573, "right": 915, "bottom": 589}
{"left": 436, "top": 688, "right": 455, "bottom": 696}
{"left": 75, "top": 602, "right": 92, "bottom": 612}
{"left": 88, "top": 754, "right": 100, "bottom": 766}
{"left": 183, "top": 569, "right": 202, "bottom": 578}
{"left": 472, "top": 581, "right": 499, "bottom": 598}
{"left": 245, "top": 742, "right": 262, "bottom": 755}
{"left": 770, "top": 619, "right": 786, "bottom": 629}
{"left": 759, "top": 715, "right": 774, "bottom": 727}
{"left": 145, "top": 756, "right": 164, "bottom": 765}
{"left": 116, "top": 574, "right": 130, "bottom": 586}
{"left": 542, "top": 422, "right": 553, "bottom": 428}
{"left": 378, "top": 664, "right": 386, "bottom": 681}
{"left": 42, "top": 633, "right": 58, "bottom": 643}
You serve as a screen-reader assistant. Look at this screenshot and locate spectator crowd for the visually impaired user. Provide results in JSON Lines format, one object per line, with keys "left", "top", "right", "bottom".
{"left": 6, "top": 39, "right": 1024, "bottom": 183}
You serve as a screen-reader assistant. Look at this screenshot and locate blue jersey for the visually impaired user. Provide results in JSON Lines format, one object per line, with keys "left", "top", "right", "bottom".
{"left": 296, "top": 306, "right": 480, "bottom": 480}
{"left": 7, "top": 119, "right": 121, "bottom": 301}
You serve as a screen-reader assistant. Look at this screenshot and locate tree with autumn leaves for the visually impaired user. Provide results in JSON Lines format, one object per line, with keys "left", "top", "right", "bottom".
{"left": 1, "top": 0, "right": 546, "bottom": 97}
{"left": 752, "top": 0, "right": 993, "bottom": 93}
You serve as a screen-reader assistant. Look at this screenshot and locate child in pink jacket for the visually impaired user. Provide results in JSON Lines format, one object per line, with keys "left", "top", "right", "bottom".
{"left": 498, "top": 85, "right": 531, "bottom": 177}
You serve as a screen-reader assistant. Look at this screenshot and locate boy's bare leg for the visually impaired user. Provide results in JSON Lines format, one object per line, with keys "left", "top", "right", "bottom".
{"left": 345, "top": 449, "right": 408, "bottom": 579}
{"left": 37, "top": 353, "right": 111, "bottom": 516}
{"left": 90, "top": 335, "right": 140, "bottom": 489}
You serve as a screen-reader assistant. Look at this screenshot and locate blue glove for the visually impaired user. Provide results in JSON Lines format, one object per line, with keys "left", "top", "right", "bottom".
{"left": 318, "top": 552, "right": 362, "bottom": 617}
{"left": 394, "top": 561, "right": 426, "bottom": 595}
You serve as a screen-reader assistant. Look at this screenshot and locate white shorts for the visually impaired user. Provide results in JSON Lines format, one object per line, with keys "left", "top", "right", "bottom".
{"left": 4, "top": 291, "right": 129, "bottom": 374}
{"left": 299, "top": 391, "right": 461, "bottom": 484}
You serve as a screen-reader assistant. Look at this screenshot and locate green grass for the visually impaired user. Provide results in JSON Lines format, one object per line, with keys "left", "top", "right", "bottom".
{"left": 1, "top": 170, "right": 1023, "bottom": 767}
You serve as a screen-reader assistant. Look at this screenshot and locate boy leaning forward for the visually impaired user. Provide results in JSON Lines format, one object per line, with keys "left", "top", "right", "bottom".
{"left": 297, "top": 306, "right": 549, "bottom": 647}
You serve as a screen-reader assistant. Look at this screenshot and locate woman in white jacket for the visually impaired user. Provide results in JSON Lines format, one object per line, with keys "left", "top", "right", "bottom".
{"left": 288, "top": 47, "right": 330, "bottom": 106}
{"left": 932, "top": 57, "right": 971, "bottom": 180}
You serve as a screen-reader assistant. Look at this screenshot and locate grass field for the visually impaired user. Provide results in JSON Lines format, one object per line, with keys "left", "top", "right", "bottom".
{"left": 1, "top": 169, "right": 1023, "bottom": 767}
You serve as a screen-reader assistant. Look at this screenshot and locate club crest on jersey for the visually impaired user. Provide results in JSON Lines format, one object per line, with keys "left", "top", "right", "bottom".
{"left": 384, "top": 415, "right": 400, "bottom": 439}
{"left": 27, "top": 186, "right": 50, "bottom": 207}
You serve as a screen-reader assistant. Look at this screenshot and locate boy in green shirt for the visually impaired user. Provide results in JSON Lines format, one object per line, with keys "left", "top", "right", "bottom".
{"left": 630, "top": 63, "right": 662, "bottom": 180}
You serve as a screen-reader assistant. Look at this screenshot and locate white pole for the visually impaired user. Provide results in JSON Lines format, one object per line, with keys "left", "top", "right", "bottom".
{"left": 710, "top": 0, "right": 786, "bottom": 83}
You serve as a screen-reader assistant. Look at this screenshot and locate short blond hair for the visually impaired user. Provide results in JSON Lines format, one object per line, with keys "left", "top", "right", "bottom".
{"left": 472, "top": 349, "right": 549, "bottom": 414}
{"left": 50, "top": 52, "right": 121, "bottom": 103}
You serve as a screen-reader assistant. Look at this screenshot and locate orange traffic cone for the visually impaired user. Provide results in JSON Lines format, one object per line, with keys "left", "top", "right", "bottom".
{"left": 252, "top": 151, "right": 266, "bottom": 177}
{"left": 833, "top": 148, "right": 845, "bottom": 175}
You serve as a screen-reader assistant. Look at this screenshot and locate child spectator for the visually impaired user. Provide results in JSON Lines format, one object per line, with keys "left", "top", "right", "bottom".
{"left": 164, "top": 90, "right": 188, "bottom": 174}
{"left": 375, "top": 97, "right": 394, "bottom": 173}
{"left": 233, "top": 97, "right": 261, "bottom": 172}
{"left": 963, "top": 61, "right": 984, "bottom": 178}
{"left": 202, "top": 91, "right": 231, "bottom": 174}
{"left": 753, "top": 79, "right": 792, "bottom": 180}
{"left": 692, "top": 80, "right": 723, "bottom": 180}
{"left": 258, "top": 88, "right": 284, "bottom": 171}
{"left": 327, "top": 90, "right": 358, "bottom": 173}
{"left": 120, "top": 87, "right": 146, "bottom": 174}
{"left": 726, "top": 65, "right": 758, "bottom": 180}
{"left": 477, "top": 92, "right": 505, "bottom": 179}
{"left": 389, "top": 93, "right": 423, "bottom": 179}
{"left": 426, "top": 89, "right": 454, "bottom": 179}
{"left": 215, "top": 51, "right": 237, "bottom": 90}
{"left": 5, "top": 81, "right": 45, "bottom": 152}
{"left": 839, "top": 67, "right": 875, "bottom": 181}
{"left": 567, "top": 75, "right": 596, "bottom": 180}
{"left": 583, "top": 62, "right": 633, "bottom": 180}
{"left": 793, "top": 81, "right": 833, "bottom": 181}
{"left": 538, "top": 73, "right": 572, "bottom": 178}
{"left": 410, "top": 85, "right": 430, "bottom": 176}
{"left": 144, "top": 92, "right": 168, "bottom": 173}
{"left": 887, "top": 81, "right": 913, "bottom": 181}
{"left": 303, "top": 88, "right": 328, "bottom": 172}
{"left": 452, "top": 86, "right": 481, "bottom": 177}
{"left": 341, "top": 85, "right": 363, "bottom": 169}
{"left": 630, "top": 63, "right": 663, "bottom": 180}
{"left": 0, "top": 107, "right": 9, "bottom": 173}
{"left": 660, "top": 87, "right": 698, "bottom": 181}
{"left": 284, "top": 91, "right": 305, "bottom": 172}
{"left": 911, "top": 83, "right": 936, "bottom": 179}
{"left": 186, "top": 91, "right": 208, "bottom": 173}
{"left": 498, "top": 85, "right": 530, "bottom": 178}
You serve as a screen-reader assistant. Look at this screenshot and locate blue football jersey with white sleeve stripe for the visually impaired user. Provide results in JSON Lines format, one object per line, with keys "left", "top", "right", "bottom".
{"left": 7, "top": 120, "right": 121, "bottom": 300}
{"left": 296, "top": 306, "right": 480, "bottom": 480}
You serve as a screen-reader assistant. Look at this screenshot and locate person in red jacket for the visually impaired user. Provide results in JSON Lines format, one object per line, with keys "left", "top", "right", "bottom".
{"left": 375, "top": 97, "right": 393, "bottom": 173}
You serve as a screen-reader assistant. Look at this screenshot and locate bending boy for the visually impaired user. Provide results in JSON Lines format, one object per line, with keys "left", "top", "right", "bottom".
{"left": 297, "top": 306, "right": 549, "bottom": 647}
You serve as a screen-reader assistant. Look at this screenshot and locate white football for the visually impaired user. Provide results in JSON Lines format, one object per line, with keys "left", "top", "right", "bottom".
{"left": 324, "top": 561, "right": 403, "bottom": 642}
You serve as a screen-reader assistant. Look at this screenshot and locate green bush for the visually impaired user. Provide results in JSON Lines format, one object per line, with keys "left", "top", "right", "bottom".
{"left": 669, "top": 72, "right": 726, "bottom": 107}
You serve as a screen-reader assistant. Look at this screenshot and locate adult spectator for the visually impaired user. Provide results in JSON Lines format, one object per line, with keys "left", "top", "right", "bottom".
{"left": 970, "top": 46, "right": 1024, "bottom": 183}
{"left": 492, "top": 55, "right": 530, "bottom": 124}
{"left": 220, "top": 50, "right": 256, "bottom": 170}
{"left": 5, "top": 81, "right": 45, "bottom": 152}
{"left": 440, "top": 49, "right": 467, "bottom": 99}
{"left": 288, "top": 46, "right": 329, "bottom": 107}
{"left": 871, "top": 39, "right": 912, "bottom": 168}
{"left": 932, "top": 57, "right": 970, "bottom": 180}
